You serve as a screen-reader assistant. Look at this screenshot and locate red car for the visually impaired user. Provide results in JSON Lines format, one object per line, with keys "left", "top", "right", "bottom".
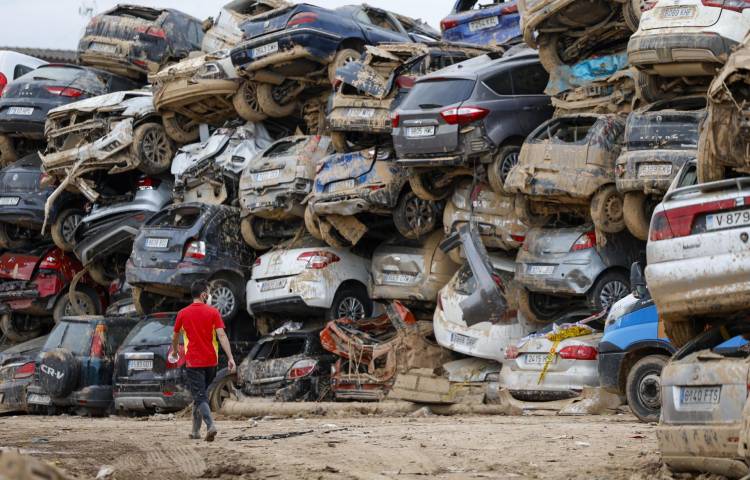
{"left": 0, "top": 246, "right": 106, "bottom": 342}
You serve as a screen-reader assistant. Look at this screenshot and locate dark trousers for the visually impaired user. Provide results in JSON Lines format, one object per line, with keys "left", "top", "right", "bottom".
{"left": 186, "top": 366, "right": 217, "bottom": 406}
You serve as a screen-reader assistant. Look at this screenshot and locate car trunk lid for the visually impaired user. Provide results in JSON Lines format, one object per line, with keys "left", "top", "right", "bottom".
{"left": 253, "top": 246, "right": 331, "bottom": 280}
{"left": 315, "top": 149, "right": 380, "bottom": 193}
{"left": 0, "top": 168, "right": 40, "bottom": 193}
{"left": 244, "top": 353, "right": 303, "bottom": 385}
{"left": 625, "top": 110, "right": 704, "bottom": 152}
{"left": 246, "top": 136, "right": 321, "bottom": 188}
{"left": 85, "top": 6, "right": 162, "bottom": 42}
{"left": 642, "top": 0, "right": 723, "bottom": 29}
{"left": 0, "top": 251, "right": 41, "bottom": 280}
{"left": 238, "top": 5, "right": 297, "bottom": 40}
{"left": 515, "top": 334, "right": 601, "bottom": 374}
{"left": 372, "top": 243, "right": 427, "bottom": 288}
{"left": 131, "top": 206, "right": 207, "bottom": 269}
{"left": 524, "top": 227, "right": 587, "bottom": 255}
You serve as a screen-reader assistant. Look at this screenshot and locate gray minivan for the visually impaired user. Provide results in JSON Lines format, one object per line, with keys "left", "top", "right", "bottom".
{"left": 391, "top": 49, "right": 552, "bottom": 199}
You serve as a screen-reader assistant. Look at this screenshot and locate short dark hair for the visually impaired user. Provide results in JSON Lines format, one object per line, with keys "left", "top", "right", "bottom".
{"left": 191, "top": 279, "right": 209, "bottom": 299}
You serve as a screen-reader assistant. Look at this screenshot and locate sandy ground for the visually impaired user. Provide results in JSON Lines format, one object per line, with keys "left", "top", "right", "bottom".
{"left": 0, "top": 411, "right": 668, "bottom": 480}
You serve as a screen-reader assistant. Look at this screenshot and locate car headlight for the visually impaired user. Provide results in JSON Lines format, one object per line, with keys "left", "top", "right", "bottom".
{"left": 193, "top": 62, "right": 226, "bottom": 81}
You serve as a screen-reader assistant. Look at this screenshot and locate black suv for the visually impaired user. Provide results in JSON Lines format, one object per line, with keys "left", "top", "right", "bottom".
{"left": 126, "top": 203, "right": 254, "bottom": 321}
{"left": 26, "top": 315, "right": 140, "bottom": 416}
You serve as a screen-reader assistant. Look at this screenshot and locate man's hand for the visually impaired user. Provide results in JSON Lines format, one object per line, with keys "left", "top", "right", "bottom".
{"left": 228, "top": 358, "right": 236, "bottom": 374}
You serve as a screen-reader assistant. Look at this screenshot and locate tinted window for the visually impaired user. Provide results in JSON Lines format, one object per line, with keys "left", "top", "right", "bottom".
{"left": 365, "top": 9, "right": 400, "bottom": 32}
{"left": 400, "top": 79, "right": 475, "bottom": 109}
{"left": 253, "top": 338, "right": 306, "bottom": 360}
{"left": 122, "top": 317, "right": 175, "bottom": 347}
{"left": 0, "top": 169, "right": 40, "bottom": 192}
{"left": 264, "top": 138, "right": 307, "bottom": 158}
{"left": 532, "top": 117, "right": 597, "bottom": 144}
{"left": 484, "top": 70, "right": 512, "bottom": 96}
{"left": 456, "top": 0, "right": 508, "bottom": 11}
{"left": 17, "top": 66, "right": 86, "bottom": 83}
{"left": 626, "top": 112, "right": 703, "bottom": 151}
{"left": 148, "top": 207, "right": 202, "bottom": 228}
{"left": 44, "top": 322, "right": 94, "bottom": 355}
{"left": 511, "top": 63, "right": 548, "bottom": 95}
{"left": 13, "top": 64, "right": 33, "bottom": 79}
{"left": 354, "top": 10, "right": 372, "bottom": 24}
{"left": 106, "top": 323, "right": 137, "bottom": 354}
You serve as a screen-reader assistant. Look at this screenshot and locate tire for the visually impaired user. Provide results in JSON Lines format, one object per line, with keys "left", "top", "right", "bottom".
{"left": 0, "top": 134, "right": 17, "bottom": 167}
{"left": 233, "top": 81, "right": 268, "bottom": 122}
{"left": 241, "top": 216, "right": 273, "bottom": 250}
{"left": 161, "top": 112, "right": 199, "bottom": 144}
{"left": 52, "top": 288, "right": 100, "bottom": 323}
{"left": 132, "top": 122, "right": 174, "bottom": 175}
{"left": 538, "top": 34, "right": 563, "bottom": 72}
{"left": 50, "top": 208, "right": 83, "bottom": 252}
{"left": 87, "top": 260, "right": 114, "bottom": 287}
{"left": 516, "top": 288, "right": 560, "bottom": 326}
{"left": 326, "top": 284, "right": 372, "bottom": 321}
{"left": 320, "top": 221, "right": 352, "bottom": 248}
{"left": 664, "top": 317, "right": 703, "bottom": 348}
{"left": 208, "top": 368, "right": 237, "bottom": 412}
{"left": 590, "top": 185, "right": 625, "bottom": 234}
{"left": 256, "top": 82, "right": 298, "bottom": 118}
{"left": 697, "top": 128, "right": 724, "bottom": 183}
{"left": 623, "top": 192, "right": 653, "bottom": 241}
{"left": 328, "top": 48, "right": 362, "bottom": 85}
{"left": 488, "top": 146, "right": 521, "bottom": 194}
{"left": 626, "top": 354, "right": 669, "bottom": 423}
{"left": 304, "top": 204, "right": 323, "bottom": 240}
{"left": 588, "top": 270, "right": 630, "bottom": 311}
{"left": 208, "top": 276, "right": 243, "bottom": 321}
{"left": 331, "top": 131, "right": 349, "bottom": 154}
{"left": 623, "top": 0, "right": 645, "bottom": 32}
{"left": 636, "top": 71, "right": 662, "bottom": 104}
{"left": 514, "top": 195, "right": 550, "bottom": 228}
{"left": 0, "top": 313, "right": 42, "bottom": 343}
{"left": 393, "top": 191, "right": 440, "bottom": 239}
{"left": 409, "top": 172, "right": 452, "bottom": 201}
{"left": 0, "top": 223, "right": 33, "bottom": 250}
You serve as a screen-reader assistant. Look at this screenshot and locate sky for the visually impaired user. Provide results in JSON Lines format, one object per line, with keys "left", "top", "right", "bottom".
{"left": 0, "top": 0, "right": 455, "bottom": 50}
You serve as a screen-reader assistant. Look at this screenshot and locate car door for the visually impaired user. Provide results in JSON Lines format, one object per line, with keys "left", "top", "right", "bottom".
{"left": 508, "top": 60, "right": 553, "bottom": 133}
{"left": 477, "top": 66, "right": 524, "bottom": 144}
{"left": 355, "top": 7, "right": 409, "bottom": 44}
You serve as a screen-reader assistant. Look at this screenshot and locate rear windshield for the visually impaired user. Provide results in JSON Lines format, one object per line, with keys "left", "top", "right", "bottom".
{"left": 253, "top": 337, "right": 306, "bottom": 360}
{"left": 626, "top": 113, "right": 702, "bottom": 151}
{"left": 122, "top": 317, "right": 174, "bottom": 347}
{"left": 532, "top": 117, "right": 597, "bottom": 144}
{"left": 107, "top": 6, "right": 162, "bottom": 21}
{"left": 18, "top": 66, "right": 89, "bottom": 83}
{"left": 264, "top": 138, "right": 307, "bottom": 158}
{"left": 0, "top": 170, "right": 39, "bottom": 192}
{"left": 400, "top": 79, "right": 475, "bottom": 109}
{"left": 455, "top": 0, "right": 506, "bottom": 11}
{"left": 44, "top": 322, "right": 93, "bottom": 355}
{"left": 148, "top": 207, "right": 202, "bottom": 228}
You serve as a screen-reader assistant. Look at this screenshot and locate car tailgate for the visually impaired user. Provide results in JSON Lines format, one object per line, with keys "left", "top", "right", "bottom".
{"left": 315, "top": 149, "right": 378, "bottom": 192}
{"left": 0, "top": 252, "right": 40, "bottom": 280}
{"left": 238, "top": 5, "right": 297, "bottom": 40}
{"left": 244, "top": 354, "right": 303, "bottom": 385}
{"left": 253, "top": 247, "right": 327, "bottom": 280}
{"left": 372, "top": 244, "right": 426, "bottom": 287}
{"left": 132, "top": 226, "right": 201, "bottom": 269}
{"left": 524, "top": 227, "right": 585, "bottom": 255}
{"left": 642, "top": 0, "right": 722, "bottom": 29}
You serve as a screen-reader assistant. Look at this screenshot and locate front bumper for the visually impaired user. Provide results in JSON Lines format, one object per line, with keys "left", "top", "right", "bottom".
{"left": 515, "top": 249, "right": 604, "bottom": 295}
{"left": 231, "top": 28, "right": 341, "bottom": 74}
{"left": 628, "top": 32, "right": 738, "bottom": 72}
{"left": 657, "top": 424, "right": 748, "bottom": 478}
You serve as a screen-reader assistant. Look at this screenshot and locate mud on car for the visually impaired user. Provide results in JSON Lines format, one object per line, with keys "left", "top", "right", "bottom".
{"left": 78, "top": 4, "right": 204, "bottom": 81}
{"left": 306, "top": 146, "right": 443, "bottom": 247}
{"left": 202, "top": 1, "right": 292, "bottom": 54}
{"left": 0, "top": 335, "right": 46, "bottom": 414}
{"left": 440, "top": 0, "right": 522, "bottom": 46}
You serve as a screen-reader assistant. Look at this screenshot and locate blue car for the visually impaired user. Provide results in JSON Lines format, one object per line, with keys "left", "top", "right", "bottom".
{"left": 440, "top": 0, "right": 521, "bottom": 46}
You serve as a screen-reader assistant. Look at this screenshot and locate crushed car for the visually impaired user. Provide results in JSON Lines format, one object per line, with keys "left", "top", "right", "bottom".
{"left": 78, "top": 4, "right": 204, "bottom": 80}
{"left": 440, "top": 0, "right": 522, "bottom": 46}
{"left": 392, "top": 49, "right": 551, "bottom": 198}
{"left": 505, "top": 114, "right": 627, "bottom": 233}
{"left": 202, "top": 1, "right": 292, "bottom": 53}
{"left": 127, "top": 203, "right": 253, "bottom": 321}
{"left": 0, "top": 335, "right": 46, "bottom": 414}
{"left": 238, "top": 135, "right": 331, "bottom": 250}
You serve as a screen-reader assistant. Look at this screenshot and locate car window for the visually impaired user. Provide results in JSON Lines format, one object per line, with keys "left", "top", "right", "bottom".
{"left": 148, "top": 207, "right": 202, "bottom": 228}
{"left": 354, "top": 9, "right": 373, "bottom": 24}
{"left": 106, "top": 323, "right": 136, "bottom": 354}
{"left": 400, "top": 79, "right": 476, "bottom": 109}
{"left": 484, "top": 70, "right": 513, "bottom": 96}
{"left": 188, "top": 21, "right": 203, "bottom": 48}
{"left": 511, "top": 62, "right": 549, "bottom": 95}
{"left": 13, "top": 64, "right": 34, "bottom": 80}
{"left": 676, "top": 164, "right": 697, "bottom": 189}
{"left": 264, "top": 138, "right": 307, "bottom": 158}
{"left": 626, "top": 113, "right": 701, "bottom": 151}
{"left": 44, "top": 322, "right": 94, "bottom": 355}
{"left": 254, "top": 338, "right": 306, "bottom": 360}
{"left": 364, "top": 8, "right": 400, "bottom": 32}
{"left": 122, "top": 317, "right": 174, "bottom": 346}
{"left": 455, "top": 0, "right": 506, "bottom": 11}
{"left": 106, "top": 74, "right": 138, "bottom": 92}
{"left": 532, "top": 117, "right": 597, "bottom": 144}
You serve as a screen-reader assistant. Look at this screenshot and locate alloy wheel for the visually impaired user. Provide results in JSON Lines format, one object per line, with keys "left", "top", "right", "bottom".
{"left": 599, "top": 280, "right": 629, "bottom": 309}
{"left": 64, "top": 293, "right": 95, "bottom": 316}
{"left": 142, "top": 129, "right": 171, "bottom": 167}
{"left": 404, "top": 196, "right": 436, "bottom": 233}
{"left": 337, "top": 296, "right": 365, "bottom": 320}
{"left": 210, "top": 285, "right": 236, "bottom": 318}
{"left": 500, "top": 151, "right": 519, "bottom": 181}
{"left": 62, "top": 213, "right": 82, "bottom": 245}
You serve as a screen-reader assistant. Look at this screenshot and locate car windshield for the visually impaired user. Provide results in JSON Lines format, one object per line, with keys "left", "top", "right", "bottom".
{"left": 122, "top": 317, "right": 174, "bottom": 347}
{"left": 18, "top": 66, "right": 85, "bottom": 83}
{"left": 400, "top": 79, "right": 475, "bottom": 109}
{"left": 43, "top": 321, "right": 94, "bottom": 355}
{"left": 253, "top": 337, "right": 306, "bottom": 360}
{"left": 626, "top": 113, "right": 702, "bottom": 151}
{"left": 534, "top": 117, "right": 597, "bottom": 144}
{"left": 148, "top": 207, "right": 202, "bottom": 228}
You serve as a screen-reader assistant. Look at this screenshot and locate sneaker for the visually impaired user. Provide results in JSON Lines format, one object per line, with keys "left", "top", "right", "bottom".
{"left": 205, "top": 426, "right": 217, "bottom": 442}
{"left": 189, "top": 433, "right": 201, "bottom": 440}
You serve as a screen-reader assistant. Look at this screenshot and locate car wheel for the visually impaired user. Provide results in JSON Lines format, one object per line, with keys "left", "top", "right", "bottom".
{"left": 256, "top": 81, "right": 299, "bottom": 118}
{"left": 393, "top": 191, "right": 440, "bottom": 239}
{"left": 319, "top": 219, "right": 353, "bottom": 248}
{"left": 626, "top": 354, "right": 668, "bottom": 423}
{"left": 623, "top": 192, "right": 655, "bottom": 241}
{"left": 331, "top": 131, "right": 350, "bottom": 154}
{"left": 538, "top": 34, "right": 564, "bottom": 71}
{"left": 209, "top": 277, "right": 242, "bottom": 321}
{"left": 623, "top": 0, "right": 650, "bottom": 32}
{"left": 132, "top": 123, "right": 174, "bottom": 175}
{"left": 326, "top": 285, "right": 372, "bottom": 321}
{"left": 516, "top": 288, "right": 560, "bottom": 326}
{"left": 590, "top": 185, "right": 625, "bottom": 234}
{"left": 447, "top": 247, "right": 463, "bottom": 265}
{"left": 240, "top": 216, "right": 273, "bottom": 250}
{"left": 635, "top": 71, "right": 662, "bottom": 104}
{"left": 328, "top": 48, "right": 362, "bottom": 85}
{"left": 233, "top": 80, "right": 268, "bottom": 123}
{"left": 0, "top": 134, "right": 17, "bottom": 167}
{"left": 0, "top": 313, "right": 42, "bottom": 343}
{"left": 50, "top": 208, "right": 83, "bottom": 252}
{"left": 208, "top": 368, "right": 238, "bottom": 412}
{"left": 87, "top": 260, "right": 114, "bottom": 287}
{"left": 409, "top": 172, "right": 452, "bottom": 201}
{"left": 588, "top": 271, "right": 630, "bottom": 311}
{"left": 514, "top": 194, "right": 550, "bottom": 228}
{"left": 304, "top": 204, "right": 323, "bottom": 240}
{"left": 488, "top": 146, "right": 521, "bottom": 194}
{"left": 697, "top": 127, "right": 724, "bottom": 183}
{"left": 53, "top": 288, "right": 100, "bottom": 323}
{"left": 161, "top": 112, "right": 199, "bottom": 144}
{"left": 664, "top": 317, "right": 704, "bottom": 348}
{"left": 0, "top": 223, "right": 34, "bottom": 250}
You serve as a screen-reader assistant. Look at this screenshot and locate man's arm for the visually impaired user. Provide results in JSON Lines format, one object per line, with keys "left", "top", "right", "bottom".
{"left": 170, "top": 331, "right": 180, "bottom": 359}
{"left": 216, "top": 328, "right": 236, "bottom": 373}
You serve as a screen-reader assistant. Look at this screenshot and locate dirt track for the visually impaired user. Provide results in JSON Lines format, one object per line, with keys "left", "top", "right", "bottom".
{"left": 0, "top": 412, "right": 667, "bottom": 480}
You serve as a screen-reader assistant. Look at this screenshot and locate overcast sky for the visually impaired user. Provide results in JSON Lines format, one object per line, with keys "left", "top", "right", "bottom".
{"left": 0, "top": 0, "right": 454, "bottom": 50}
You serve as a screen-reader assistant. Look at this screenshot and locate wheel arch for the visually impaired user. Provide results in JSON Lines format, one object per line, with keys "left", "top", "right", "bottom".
{"left": 617, "top": 344, "right": 674, "bottom": 395}
{"left": 335, "top": 278, "right": 371, "bottom": 299}
{"left": 338, "top": 37, "right": 366, "bottom": 53}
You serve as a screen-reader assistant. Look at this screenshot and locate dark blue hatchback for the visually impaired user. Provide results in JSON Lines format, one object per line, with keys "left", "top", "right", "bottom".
{"left": 440, "top": 0, "right": 521, "bottom": 47}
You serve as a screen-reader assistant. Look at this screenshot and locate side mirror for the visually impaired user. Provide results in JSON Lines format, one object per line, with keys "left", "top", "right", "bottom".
{"left": 630, "top": 262, "right": 648, "bottom": 299}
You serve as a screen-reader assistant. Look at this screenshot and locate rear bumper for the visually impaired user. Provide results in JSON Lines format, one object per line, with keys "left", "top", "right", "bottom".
{"left": 74, "top": 213, "right": 146, "bottom": 264}
{"left": 597, "top": 349, "right": 626, "bottom": 395}
{"left": 114, "top": 386, "right": 191, "bottom": 412}
{"left": 499, "top": 362, "right": 600, "bottom": 399}
{"left": 126, "top": 263, "right": 212, "bottom": 294}
{"left": 248, "top": 295, "right": 326, "bottom": 316}
{"left": 328, "top": 104, "right": 392, "bottom": 134}
{"left": 657, "top": 424, "right": 748, "bottom": 477}
{"left": 310, "top": 189, "right": 394, "bottom": 216}
{"left": 153, "top": 78, "right": 238, "bottom": 112}
{"left": 28, "top": 384, "right": 113, "bottom": 409}
{"left": 616, "top": 149, "right": 695, "bottom": 195}
{"left": 78, "top": 50, "right": 151, "bottom": 79}
{"left": 628, "top": 32, "right": 737, "bottom": 70}
{"left": 397, "top": 156, "right": 465, "bottom": 168}
{"left": 231, "top": 28, "right": 342, "bottom": 73}
{"left": 0, "top": 378, "right": 32, "bottom": 413}
{"left": 0, "top": 204, "right": 46, "bottom": 230}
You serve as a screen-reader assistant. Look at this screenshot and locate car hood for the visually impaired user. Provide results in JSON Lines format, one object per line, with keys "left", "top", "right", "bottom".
{"left": 47, "top": 90, "right": 153, "bottom": 117}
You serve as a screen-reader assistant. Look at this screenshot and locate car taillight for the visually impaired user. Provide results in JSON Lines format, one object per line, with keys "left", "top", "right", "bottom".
{"left": 136, "top": 26, "right": 167, "bottom": 39}
{"left": 254, "top": 257, "right": 261, "bottom": 267}
{"left": 643, "top": 0, "right": 657, "bottom": 10}
{"left": 702, "top": 0, "right": 750, "bottom": 10}
{"left": 166, "top": 345, "right": 185, "bottom": 369}
{"left": 137, "top": 176, "right": 159, "bottom": 190}
{"left": 649, "top": 197, "right": 743, "bottom": 241}
{"left": 505, "top": 346, "right": 519, "bottom": 359}
{"left": 491, "top": 274, "right": 505, "bottom": 290}
{"left": 184, "top": 240, "right": 206, "bottom": 260}
{"left": 559, "top": 345, "right": 598, "bottom": 360}
{"left": 511, "top": 234, "right": 525, "bottom": 244}
{"left": 132, "top": 59, "right": 148, "bottom": 68}
{"left": 333, "top": 78, "right": 343, "bottom": 89}
{"left": 440, "top": 107, "right": 489, "bottom": 126}
{"left": 0, "top": 73, "right": 6, "bottom": 97}
{"left": 288, "top": 12, "right": 319, "bottom": 26}
{"left": 39, "top": 172, "right": 55, "bottom": 187}
{"left": 13, "top": 362, "right": 35, "bottom": 379}
{"left": 440, "top": 18, "right": 458, "bottom": 31}
{"left": 90, "top": 324, "right": 106, "bottom": 359}
{"left": 297, "top": 250, "right": 340, "bottom": 269}
{"left": 500, "top": 4, "right": 518, "bottom": 13}
{"left": 46, "top": 86, "right": 82, "bottom": 97}
{"left": 570, "top": 231, "right": 597, "bottom": 252}
{"left": 391, "top": 112, "right": 400, "bottom": 128}
{"left": 286, "top": 359, "right": 317, "bottom": 379}
{"left": 437, "top": 293, "right": 443, "bottom": 311}
{"left": 108, "top": 278, "right": 122, "bottom": 296}
{"left": 395, "top": 75, "right": 415, "bottom": 89}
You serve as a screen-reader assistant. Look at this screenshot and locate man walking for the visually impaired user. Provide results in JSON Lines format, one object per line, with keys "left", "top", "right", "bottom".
{"left": 172, "top": 279, "right": 236, "bottom": 442}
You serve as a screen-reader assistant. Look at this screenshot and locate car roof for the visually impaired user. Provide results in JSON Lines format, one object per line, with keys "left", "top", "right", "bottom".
{"left": 416, "top": 49, "right": 538, "bottom": 82}
{"left": 58, "top": 315, "right": 140, "bottom": 326}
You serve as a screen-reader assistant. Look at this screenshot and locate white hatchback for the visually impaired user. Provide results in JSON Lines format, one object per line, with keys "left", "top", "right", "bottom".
{"left": 0, "top": 51, "right": 46, "bottom": 93}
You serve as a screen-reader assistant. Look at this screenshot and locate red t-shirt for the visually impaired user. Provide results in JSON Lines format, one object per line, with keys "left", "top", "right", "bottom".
{"left": 173, "top": 302, "right": 225, "bottom": 368}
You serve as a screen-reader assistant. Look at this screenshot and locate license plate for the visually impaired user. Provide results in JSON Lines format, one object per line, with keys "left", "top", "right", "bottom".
{"left": 0, "top": 197, "right": 19, "bottom": 206}
{"left": 383, "top": 272, "right": 416, "bottom": 284}
{"left": 706, "top": 209, "right": 750, "bottom": 231}
{"left": 145, "top": 237, "right": 169, "bottom": 249}
{"left": 469, "top": 16, "right": 499, "bottom": 32}
{"left": 348, "top": 108, "right": 375, "bottom": 118}
{"left": 638, "top": 164, "right": 672, "bottom": 177}
{"left": 662, "top": 5, "right": 694, "bottom": 18}
{"left": 28, "top": 394, "right": 51, "bottom": 405}
{"left": 451, "top": 332, "right": 478, "bottom": 347}
{"left": 254, "top": 169, "right": 281, "bottom": 182}
{"left": 90, "top": 42, "right": 117, "bottom": 54}
{"left": 128, "top": 359, "right": 153, "bottom": 371}
{"left": 681, "top": 386, "right": 721, "bottom": 405}
{"left": 260, "top": 278, "right": 287, "bottom": 292}
{"left": 8, "top": 107, "right": 33, "bottom": 116}
{"left": 327, "top": 179, "right": 355, "bottom": 193}
{"left": 525, "top": 353, "right": 554, "bottom": 365}
{"left": 527, "top": 265, "right": 554, "bottom": 275}
{"left": 253, "top": 42, "right": 279, "bottom": 58}
{"left": 118, "top": 303, "right": 137, "bottom": 315}
{"left": 405, "top": 126, "right": 435, "bottom": 138}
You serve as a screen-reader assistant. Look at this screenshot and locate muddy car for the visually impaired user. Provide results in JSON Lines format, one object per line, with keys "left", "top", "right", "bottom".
{"left": 239, "top": 135, "right": 332, "bottom": 250}
{"left": 307, "top": 146, "right": 442, "bottom": 247}
{"left": 27, "top": 314, "right": 140, "bottom": 416}
{"left": 0, "top": 64, "right": 139, "bottom": 165}
{"left": 126, "top": 203, "right": 253, "bottom": 321}
{"left": 172, "top": 122, "right": 273, "bottom": 207}
{"left": 505, "top": 114, "right": 627, "bottom": 233}
{"left": 515, "top": 226, "right": 642, "bottom": 324}
{"left": 443, "top": 180, "right": 528, "bottom": 260}
{"left": 0, "top": 335, "right": 46, "bottom": 414}
{"left": 616, "top": 96, "right": 705, "bottom": 240}
{"left": 105, "top": 277, "right": 136, "bottom": 317}
{"left": 0, "top": 153, "right": 84, "bottom": 251}
{"left": 42, "top": 90, "right": 176, "bottom": 203}
{"left": 73, "top": 175, "right": 173, "bottom": 287}
{"left": 392, "top": 50, "right": 551, "bottom": 197}
{"left": 78, "top": 5, "right": 204, "bottom": 81}
{"left": 328, "top": 42, "right": 489, "bottom": 152}
{"left": 440, "top": 0, "right": 522, "bottom": 46}
{"left": 113, "top": 313, "right": 192, "bottom": 414}
{"left": 247, "top": 238, "right": 372, "bottom": 331}
{"left": 0, "top": 246, "right": 106, "bottom": 344}
{"left": 371, "top": 231, "right": 459, "bottom": 313}
{"left": 202, "top": 1, "right": 292, "bottom": 53}
{"left": 209, "top": 327, "right": 335, "bottom": 408}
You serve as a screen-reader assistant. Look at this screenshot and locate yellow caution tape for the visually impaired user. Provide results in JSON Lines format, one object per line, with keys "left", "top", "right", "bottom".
{"left": 537, "top": 325, "right": 594, "bottom": 384}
